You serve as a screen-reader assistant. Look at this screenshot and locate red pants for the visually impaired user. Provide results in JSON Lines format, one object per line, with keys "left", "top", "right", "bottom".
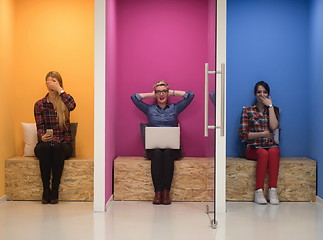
{"left": 246, "top": 147, "right": 280, "bottom": 190}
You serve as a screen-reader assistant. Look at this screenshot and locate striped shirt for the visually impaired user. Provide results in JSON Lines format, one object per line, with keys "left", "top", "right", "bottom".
{"left": 34, "top": 92, "right": 76, "bottom": 143}
{"left": 239, "top": 105, "right": 277, "bottom": 148}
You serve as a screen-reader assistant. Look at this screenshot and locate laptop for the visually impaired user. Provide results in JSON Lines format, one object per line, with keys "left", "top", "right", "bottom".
{"left": 145, "top": 127, "right": 180, "bottom": 149}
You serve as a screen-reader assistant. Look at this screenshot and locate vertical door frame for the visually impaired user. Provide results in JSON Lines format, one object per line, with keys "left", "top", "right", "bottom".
{"left": 94, "top": 0, "right": 106, "bottom": 212}
{"left": 215, "top": 0, "right": 227, "bottom": 213}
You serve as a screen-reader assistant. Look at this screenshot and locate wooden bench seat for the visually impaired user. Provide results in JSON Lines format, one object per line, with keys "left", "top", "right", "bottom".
{"left": 5, "top": 156, "right": 93, "bottom": 201}
{"left": 227, "top": 157, "right": 316, "bottom": 202}
{"left": 114, "top": 156, "right": 316, "bottom": 202}
{"left": 114, "top": 156, "right": 214, "bottom": 201}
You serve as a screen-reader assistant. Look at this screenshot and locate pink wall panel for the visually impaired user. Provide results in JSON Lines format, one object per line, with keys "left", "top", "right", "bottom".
{"left": 206, "top": 0, "right": 216, "bottom": 158}
{"left": 208, "top": 0, "right": 216, "bottom": 68}
{"left": 105, "top": 0, "right": 117, "bottom": 201}
{"left": 115, "top": 0, "right": 209, "bottom": 157}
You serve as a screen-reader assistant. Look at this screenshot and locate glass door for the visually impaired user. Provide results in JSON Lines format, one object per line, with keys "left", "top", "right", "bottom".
{"left": 205, "top": 0, "right": 216, "bottom": 228}
{"left": 205, "top": 61, "right": 216, "bottom": 228}
{"left": 205, "top": 0, "right": 226, "bottom": 228}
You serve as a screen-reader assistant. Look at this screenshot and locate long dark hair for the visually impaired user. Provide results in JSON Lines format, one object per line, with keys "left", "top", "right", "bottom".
{"left": 254, "top": 81, "right": 270, "bottom": 95}
{"left": 254, "top": 81, "right": 280, "bottom": 120}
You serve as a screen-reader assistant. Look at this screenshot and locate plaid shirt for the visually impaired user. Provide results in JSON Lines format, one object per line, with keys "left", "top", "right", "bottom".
{"left": 239, "top": 105, "right": 276, "bottom": 148}
{"left": 34, "top": 92, "right": 76, "bottom": 143}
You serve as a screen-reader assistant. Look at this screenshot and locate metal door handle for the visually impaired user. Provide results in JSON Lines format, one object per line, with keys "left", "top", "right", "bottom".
{"left": 204, "top": 63, "right": 225, "bottom": 137}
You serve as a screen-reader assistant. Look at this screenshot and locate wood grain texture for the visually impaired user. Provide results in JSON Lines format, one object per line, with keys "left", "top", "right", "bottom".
{"left": 114, "top": 156, "right": 316, "bottom": 202}
{"left": 114, "top": 157, "right": 214, "bottom": 201}
{"left": 5, "top": 156, "right": 93, "bottom": 201}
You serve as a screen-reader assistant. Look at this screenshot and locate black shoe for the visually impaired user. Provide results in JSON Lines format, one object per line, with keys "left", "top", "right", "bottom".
{"left": 162, "top": 189, "right": 171, "bottom": 205}
{"left": 153, "top": 191, "right": 162, "bottom": 205}
{"left": 50, "top": 188, "right": 59, "bottom": 204}
{"left": 50, "top": 198, "right": 59, "bottom": 204}
{"left": 41, "top": 198, "right": 50, "bottom": 204}
{"left": 41, "top": 188, "right": 51, "bottom": 204}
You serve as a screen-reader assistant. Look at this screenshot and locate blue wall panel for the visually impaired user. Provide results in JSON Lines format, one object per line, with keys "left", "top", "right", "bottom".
{"left": 309, "top": 0, "right": 323, "bottom": 198}
{"left": 227, "top": 0, "right": 310, "bottom": 157}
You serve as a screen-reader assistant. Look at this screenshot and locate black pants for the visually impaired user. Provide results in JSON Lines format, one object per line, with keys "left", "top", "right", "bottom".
{"left": 34, "top": 142, "right": 72, "bottom": 191}
{"left": 146, "top": 149, "right": 180, "bottom": 192}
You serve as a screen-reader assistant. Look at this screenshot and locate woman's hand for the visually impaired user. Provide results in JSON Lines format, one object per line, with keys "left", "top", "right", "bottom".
{"left": 258, "top": 95, "right": 272, "bottom": 107}
{"left": 262, "top": 130, "right": 274, "bottom": 139}
{"left": 248, "top": 130, "right": 274, "bottom": 140}
{"left": 41, "top": 133, "right": 53, "bottom": 142}
{"left": 46, "top": 78, "right": 63, "bottom": 93}
{"left": 259, "top": 96, "right": 279, "bottom": 130}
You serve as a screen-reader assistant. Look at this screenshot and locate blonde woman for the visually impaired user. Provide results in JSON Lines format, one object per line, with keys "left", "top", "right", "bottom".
{"left": 34, "top": 71, "right": 76, "bottom": 204}
{"left": 131, "top": 80, "right": 194, "bottom": 205}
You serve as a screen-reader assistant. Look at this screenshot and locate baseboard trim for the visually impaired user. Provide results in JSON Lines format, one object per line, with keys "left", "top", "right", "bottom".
{"left": 106, "top": 194, "right": 114, "bottom": 212}
{"left": 316, "top": 196, "right": 323, "bottom": 205}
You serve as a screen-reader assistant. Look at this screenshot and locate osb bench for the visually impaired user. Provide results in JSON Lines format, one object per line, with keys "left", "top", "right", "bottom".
{"left": 114, "top": 156, "right": 214, "bottom": 201}
{"left": 114, "top": 156, "right": 316, "bottom": 202}
{"left": 227, "top": 157, "right": 316, "bottom": 202}
{"left": 5, "top": 156, "right": 94, "bottom": 201}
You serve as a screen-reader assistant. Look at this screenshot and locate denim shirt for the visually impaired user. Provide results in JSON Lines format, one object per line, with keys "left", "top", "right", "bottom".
{"left": 131, "top": 91, "right": 194, "bottom": 127}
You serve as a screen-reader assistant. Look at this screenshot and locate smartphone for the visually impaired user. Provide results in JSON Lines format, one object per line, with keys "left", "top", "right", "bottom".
{"left": 46, "top": 129, "right": 53, "bottom": 137}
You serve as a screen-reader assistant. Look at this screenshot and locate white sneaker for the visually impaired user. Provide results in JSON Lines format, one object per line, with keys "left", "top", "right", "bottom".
{"left": 268, "top": 188, "right": 279, "bottom": 205}
{"left": 254, "top": 189, "right": 267, "bottom": 205}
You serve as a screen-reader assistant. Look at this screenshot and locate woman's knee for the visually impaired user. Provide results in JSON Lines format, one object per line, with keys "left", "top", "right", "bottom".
{"left": 256, "top": 148, "right": 269, "bottom": 157}
{"left": 151, "top": 149, "right": 162, "bottom": 156}
{"left": 254, "top": 148, "right": 270, "bottom": 163}
{"left": 34, "top": 142, "right": 52, "bottom": 157}
{"left": 163, "top": 148, "right": 174, "bottom": 156}
{"left": 163, "top": 149, "right": 179, "bottom": 160}
{"left": 268, "top": 147, "right": 280, "bottom": 154}
{"left": 147, "top": 149, "right": 163, "bottom": 160}
{"left": 268, "top": 147, "right": 280, "bottom": 159}
{"left": 52, "top": 143, "right": 73, "bottom": 159}
{"left": 52, "top": 143, "right": 65, "bottom": 151}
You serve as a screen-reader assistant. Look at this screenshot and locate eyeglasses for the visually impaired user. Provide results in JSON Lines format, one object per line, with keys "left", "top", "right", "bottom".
{"left": 155, "top": 90, "right": 169, "bottom": 95}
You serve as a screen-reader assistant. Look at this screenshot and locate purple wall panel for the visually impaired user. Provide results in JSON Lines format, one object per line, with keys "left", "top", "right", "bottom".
{"left": 115, "top": 0, "right": 209, "bottom": 157}
{"left": 207, "top": 0, "right": 216, "bottom": 158}
{"left": 106, "top": 0, "right": 117, "bottom": 201}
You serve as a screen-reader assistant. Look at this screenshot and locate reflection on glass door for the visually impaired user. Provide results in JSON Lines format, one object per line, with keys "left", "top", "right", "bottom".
{"left": 205, "top": 0, "right": 216, "bottom": 228}
{"left": 205, "top": 62, "right": 216, "bottom": 228}
{"left": 205, "top": 0, "right": 226, "bottom": 229}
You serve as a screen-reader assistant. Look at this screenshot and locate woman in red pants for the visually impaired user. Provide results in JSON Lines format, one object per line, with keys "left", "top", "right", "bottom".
{"left": 239, "top": 81, "right": 280, "bottom": 205}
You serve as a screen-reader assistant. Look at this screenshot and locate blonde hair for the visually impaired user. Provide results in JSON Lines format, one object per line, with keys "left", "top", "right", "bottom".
{"left": 153, "top": 80, "right": 169, "bottom": 90}
{"left": 46, "top": 71, "right": 69, "bottom": 129}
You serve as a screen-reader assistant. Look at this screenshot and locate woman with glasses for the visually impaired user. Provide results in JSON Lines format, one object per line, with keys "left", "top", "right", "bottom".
{"left": 131, "top": 80, "right": 194, "bottom": 205}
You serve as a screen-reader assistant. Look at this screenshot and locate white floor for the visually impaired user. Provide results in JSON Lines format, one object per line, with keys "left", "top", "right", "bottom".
{"left": 0, "top": 199, "right": 323, "bottom": 240}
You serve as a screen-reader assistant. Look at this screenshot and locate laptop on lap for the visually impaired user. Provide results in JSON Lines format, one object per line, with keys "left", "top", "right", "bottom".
{"left": 145, "top": 127, "right": 180, "bottom": 149}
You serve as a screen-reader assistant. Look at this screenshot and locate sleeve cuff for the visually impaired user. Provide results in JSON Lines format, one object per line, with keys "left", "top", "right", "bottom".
{"left": 183, "top": 91, "right": 193, "bottom": 99}
{"left": 134, "top": 93, "right": 142, "bottom": 101}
